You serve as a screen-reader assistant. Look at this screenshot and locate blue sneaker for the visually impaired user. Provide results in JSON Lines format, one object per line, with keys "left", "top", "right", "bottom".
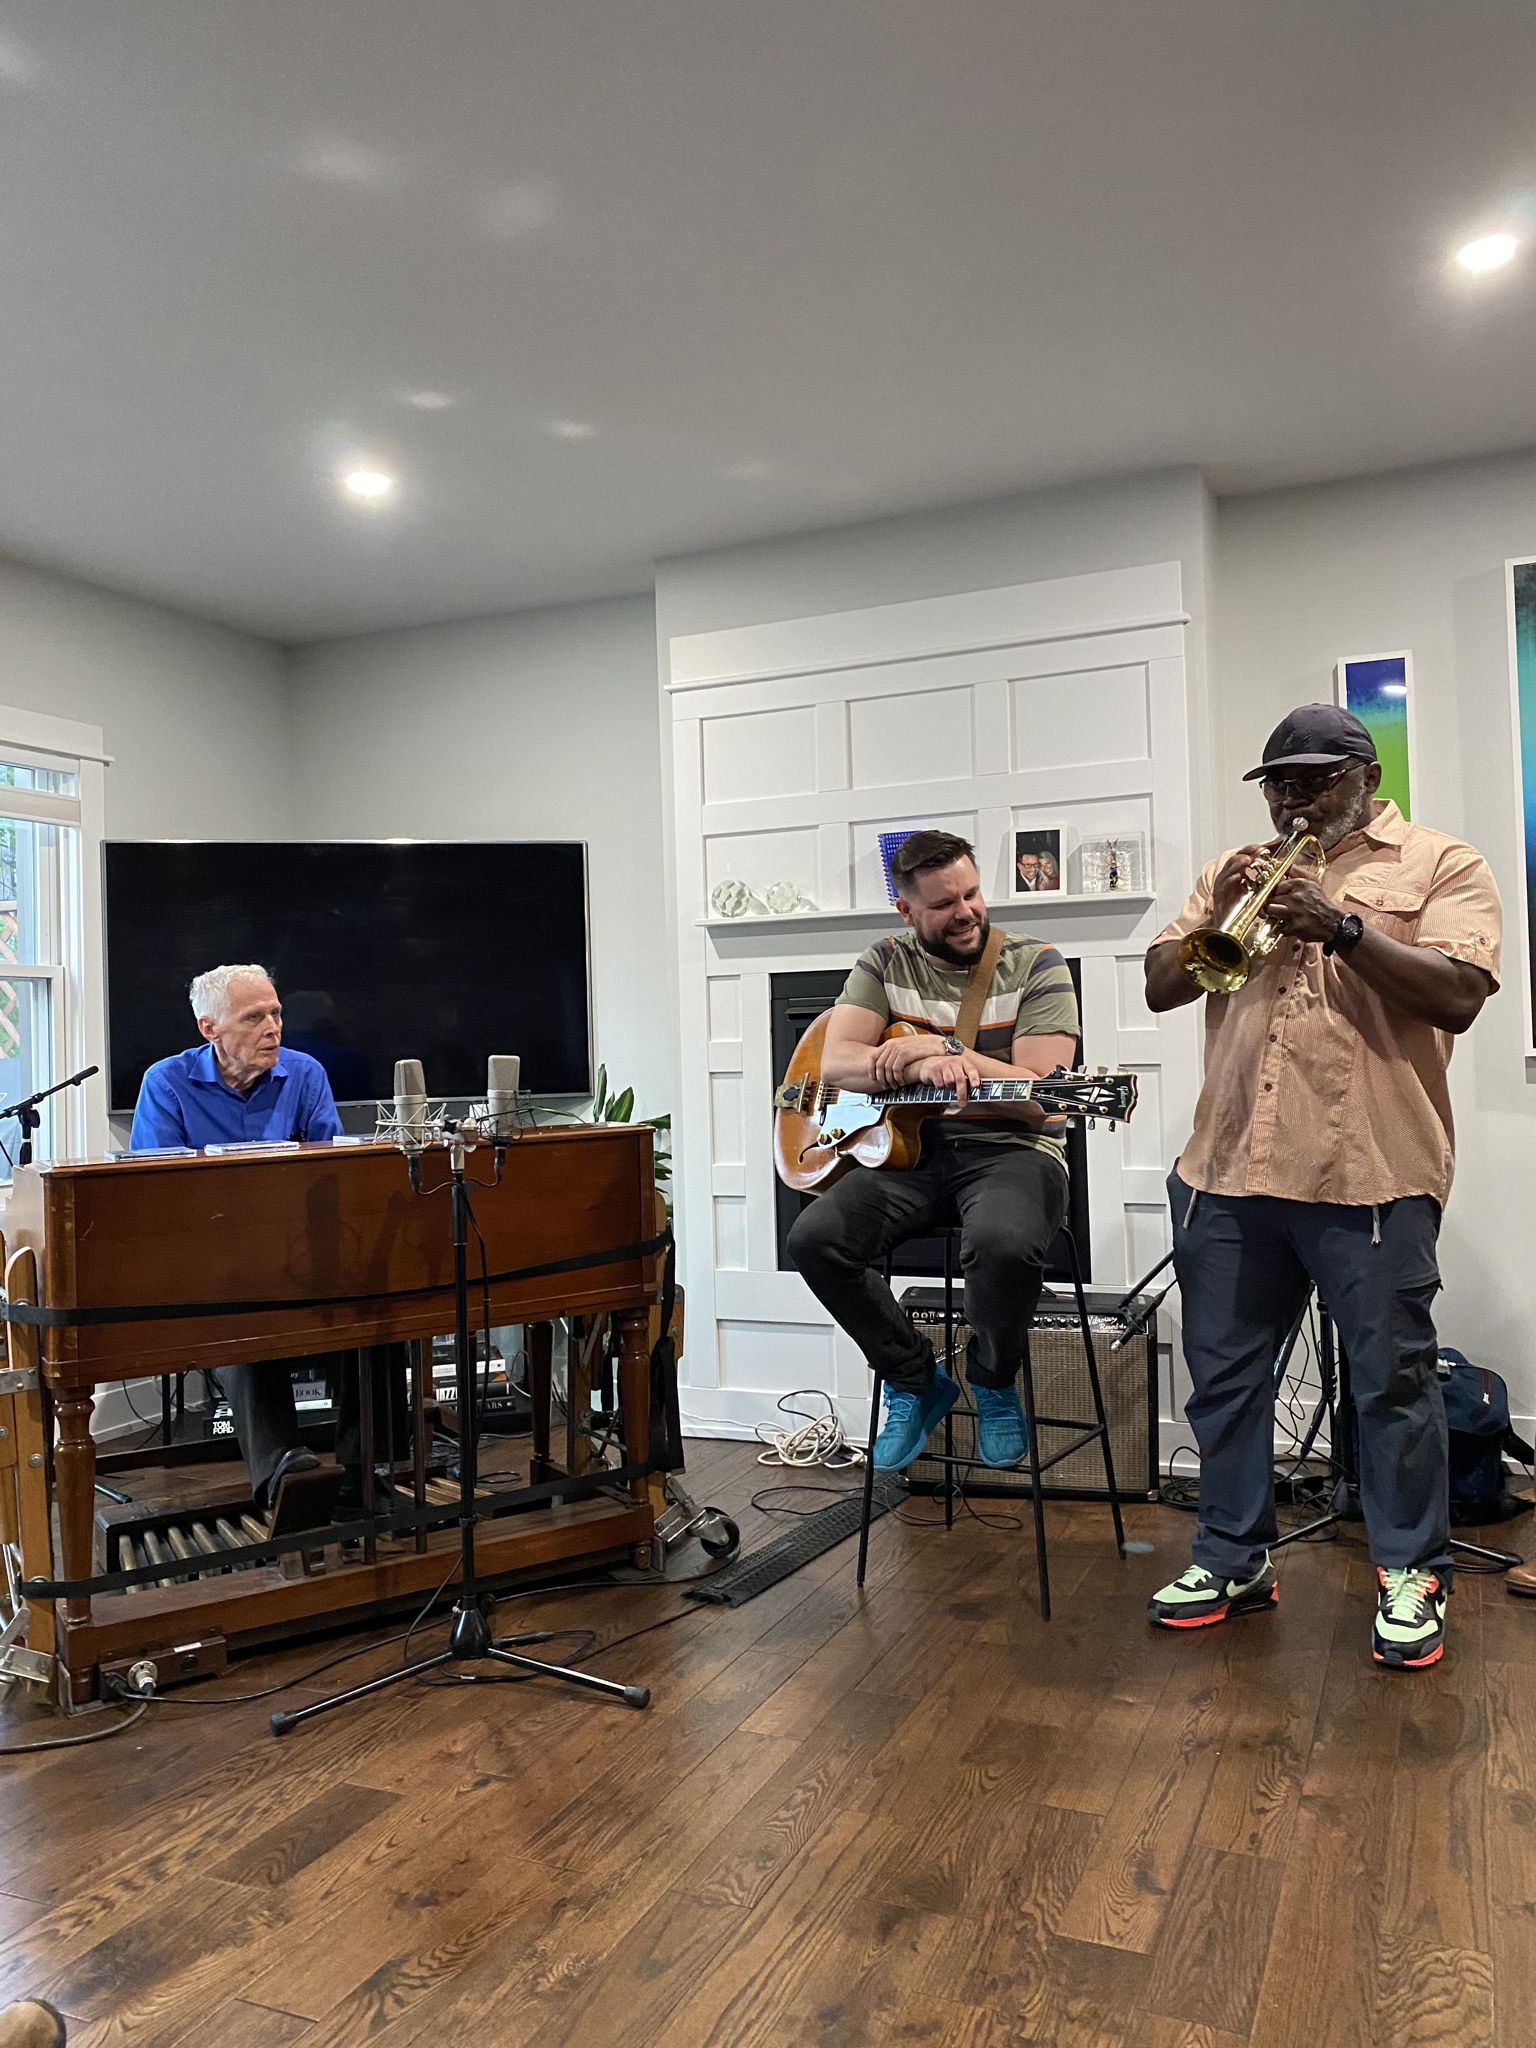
{"left": 973, "top": 1385, "right": 1028, "bottom": 1468}
{"left": 872, "top": 1369, "right": 960, "bottom": 1471}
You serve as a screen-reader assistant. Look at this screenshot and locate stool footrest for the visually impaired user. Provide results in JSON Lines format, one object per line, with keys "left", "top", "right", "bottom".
{"left": 920, "top": 1423, "right": 1106, "bottom": 1477}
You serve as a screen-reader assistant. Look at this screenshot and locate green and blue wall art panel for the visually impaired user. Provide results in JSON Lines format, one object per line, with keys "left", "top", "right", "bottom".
{"left": 1507, "top": 560, "right": 1536, "bottom": 1053}
{"left": 1334, "top": 652, "right": 1413, "bottom": 821}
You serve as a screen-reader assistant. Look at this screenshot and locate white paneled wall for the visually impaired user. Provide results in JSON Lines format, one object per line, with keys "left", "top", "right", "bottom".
{"left": 666, "top": 563, "right": 1202, "bottom": 1440}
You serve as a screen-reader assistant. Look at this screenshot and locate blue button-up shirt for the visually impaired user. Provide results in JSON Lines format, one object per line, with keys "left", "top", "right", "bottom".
{"left": 130, "top": 1044, "right": 343, "bottom": 1150}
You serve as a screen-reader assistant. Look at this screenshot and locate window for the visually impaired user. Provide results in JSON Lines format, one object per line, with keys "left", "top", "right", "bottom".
{"left": 0, "top": 711, "right": 106, "bottom": 1178}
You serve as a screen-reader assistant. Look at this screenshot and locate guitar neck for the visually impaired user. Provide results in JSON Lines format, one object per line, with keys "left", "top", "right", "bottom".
{"left": 883, "top": 1078, "right": 1036, "bottom": 1106}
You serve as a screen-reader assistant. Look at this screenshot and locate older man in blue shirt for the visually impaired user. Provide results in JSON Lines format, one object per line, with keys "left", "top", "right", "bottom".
{"left": 131, "top": 964, "right": 397, "bottom": 1515}
{"left": 131, "top": 965, "right": 342, "bottom": 1151}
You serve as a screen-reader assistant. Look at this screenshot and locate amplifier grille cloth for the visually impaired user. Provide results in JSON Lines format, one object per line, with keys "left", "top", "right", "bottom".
{"left": 901, "top": 1293, "right": 1155, "bottom": 1500}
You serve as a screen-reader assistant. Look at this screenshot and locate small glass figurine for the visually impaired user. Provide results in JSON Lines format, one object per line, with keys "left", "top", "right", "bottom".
{"left": 1080, "top": 833, "right": 1148, "bottom": 893}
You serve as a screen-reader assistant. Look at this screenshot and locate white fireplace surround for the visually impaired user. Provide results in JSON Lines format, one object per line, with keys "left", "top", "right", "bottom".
{"left": 665, "top": 561, "right": 1203, "bottom": 1442}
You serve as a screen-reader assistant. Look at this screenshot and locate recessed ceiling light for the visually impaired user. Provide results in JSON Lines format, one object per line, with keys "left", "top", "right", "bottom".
{"left": 406, "top": 390, "right": 452, "bottom": 410}
{"left": 1456, "top": 233, "right": 1518, "bottom": 273}
{"left": 341, "top": 467, "right": 395, "bottom": 501}
{"left": 547, "top": 419, "right": 596, "bottom": 441}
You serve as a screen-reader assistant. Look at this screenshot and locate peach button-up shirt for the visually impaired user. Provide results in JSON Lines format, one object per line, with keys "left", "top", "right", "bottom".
{"left": 1155, "top": 803, "right": 1501, "bottom": 1208}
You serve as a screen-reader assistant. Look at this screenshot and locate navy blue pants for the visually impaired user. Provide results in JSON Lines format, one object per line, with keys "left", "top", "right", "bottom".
{"left": 1171, "top": 1169, "right": 1450, "bottom": 1584}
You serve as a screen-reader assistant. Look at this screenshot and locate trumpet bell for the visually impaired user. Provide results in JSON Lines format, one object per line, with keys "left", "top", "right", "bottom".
{"left": 1177, "top": 928, "right": 1251, "bottom": 995}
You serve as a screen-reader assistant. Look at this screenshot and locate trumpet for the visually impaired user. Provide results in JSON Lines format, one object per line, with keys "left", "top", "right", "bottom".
{"left": 1178, "top": 818, "right": 1326, "bottom": 994}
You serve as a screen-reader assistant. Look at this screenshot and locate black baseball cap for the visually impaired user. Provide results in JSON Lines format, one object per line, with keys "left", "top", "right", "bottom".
{"left": 1242, "top": 703, "right": 1378, "bottom": 781}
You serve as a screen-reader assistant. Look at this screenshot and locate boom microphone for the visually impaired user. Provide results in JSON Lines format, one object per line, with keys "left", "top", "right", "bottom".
{"left": 484, "top": 1054, "right": 521, "bottom": 1138}
{"left": 1111, "top": 1278, "right": 1176, "bottom": 1351}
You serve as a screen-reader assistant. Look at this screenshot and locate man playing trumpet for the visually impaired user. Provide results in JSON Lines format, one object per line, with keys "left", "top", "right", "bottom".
{"left": 1144, "top": 704, "right": 1500, "bottom": 1669}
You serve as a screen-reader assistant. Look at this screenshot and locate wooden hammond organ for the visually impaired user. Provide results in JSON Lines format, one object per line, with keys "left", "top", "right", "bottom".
{"left": 0, "top": 1126, "right": 664, "bottom": 1702}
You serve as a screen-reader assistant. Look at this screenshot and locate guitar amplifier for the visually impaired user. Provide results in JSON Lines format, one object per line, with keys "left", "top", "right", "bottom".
{"left": 900, "top": 1285, "right": 1159, "bottom": 1501}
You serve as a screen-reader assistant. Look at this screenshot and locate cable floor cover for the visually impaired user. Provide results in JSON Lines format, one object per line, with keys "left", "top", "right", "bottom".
{"left": 686, "top": 1478, "right": 901, "bottom": 1606}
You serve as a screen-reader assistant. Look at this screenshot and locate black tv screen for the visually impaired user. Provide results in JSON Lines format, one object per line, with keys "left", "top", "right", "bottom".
{"left": 104, "top": 841, "right": 591, "bottom": 1111}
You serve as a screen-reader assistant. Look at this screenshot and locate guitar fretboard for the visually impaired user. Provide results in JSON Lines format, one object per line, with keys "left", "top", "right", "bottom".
{"left": 882, "top": 1079, "right": 1037, "bottom": 1105}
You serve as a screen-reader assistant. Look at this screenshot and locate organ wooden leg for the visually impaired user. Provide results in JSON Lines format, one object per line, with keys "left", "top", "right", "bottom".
{"left": 616, "top": 1306, "right": 653, "bottom": 1566}
{"left": 52, "top": 1385, "right": 97, "bottom": 1632}
{"left": 565, "top": 1318, "right": 594, "bottom": 1479}
{"left": 5, "top": 1248, "right": 55, "bottom": 1663}
{"left": 528, "top": 1321, "right": 553, "bottom": 1484}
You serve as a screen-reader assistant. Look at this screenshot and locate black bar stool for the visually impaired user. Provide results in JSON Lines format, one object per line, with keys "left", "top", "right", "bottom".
{"left": 855, "top": 1219, "right": 1126, "bottom": 1619}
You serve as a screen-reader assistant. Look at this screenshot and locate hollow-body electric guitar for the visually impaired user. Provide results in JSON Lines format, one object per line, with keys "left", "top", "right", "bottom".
{"left": 773, "top": 1012, "right": 1139, "bottom": 1193}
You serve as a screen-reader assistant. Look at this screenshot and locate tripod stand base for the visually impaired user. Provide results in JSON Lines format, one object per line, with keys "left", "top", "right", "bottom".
{"left": 1273, "top": 1505, "right": 1521, "bottom": 1572}
{"left": 269, "top": 1598, "right": 650, "bottom": 1734}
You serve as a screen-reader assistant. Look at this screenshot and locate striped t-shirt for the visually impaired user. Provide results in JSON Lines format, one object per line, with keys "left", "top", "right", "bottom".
{"left": 835, "top": 929, "right": 1079, "bottom": 1162}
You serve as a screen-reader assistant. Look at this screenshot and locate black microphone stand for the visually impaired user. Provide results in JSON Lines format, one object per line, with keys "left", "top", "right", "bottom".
{"left": 1110, "top": 1249, "right": 1176, "bottom": 1353}
{"left": 271, "top": 1120, "right": 650, "bottom": 1734}
{"left": 3, "top": 1064, "right": 99, "bottom": 1167}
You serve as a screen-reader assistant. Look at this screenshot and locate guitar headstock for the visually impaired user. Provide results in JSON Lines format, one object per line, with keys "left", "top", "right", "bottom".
{"left": 1034, "top": 1066, "right": 1139, "bottom": 1127}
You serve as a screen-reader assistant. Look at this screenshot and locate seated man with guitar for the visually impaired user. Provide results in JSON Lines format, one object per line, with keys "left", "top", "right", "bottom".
{"left": 786, "top": 830, "right": 1080, "bottom": 1471}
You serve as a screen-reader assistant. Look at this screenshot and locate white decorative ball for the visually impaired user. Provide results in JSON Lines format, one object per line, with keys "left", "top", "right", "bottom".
{"left": 710, "top": 879, "right": 759, "bottom": 918}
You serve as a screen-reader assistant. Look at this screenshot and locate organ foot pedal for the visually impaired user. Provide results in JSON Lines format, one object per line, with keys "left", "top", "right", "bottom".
{"left": 652, "top": 1478, "right": 739, "bottom": 1571}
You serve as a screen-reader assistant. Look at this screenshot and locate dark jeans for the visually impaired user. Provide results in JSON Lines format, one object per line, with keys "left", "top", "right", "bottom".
{"left": 1171, "top": 1168, "right": 1450, "bottom": 1584}
{"left": 221, "top": 1346, "right": 410, "bottom": 1507}
{"left": 788, "top": 1140, "right": 1069, "bottom": 1394}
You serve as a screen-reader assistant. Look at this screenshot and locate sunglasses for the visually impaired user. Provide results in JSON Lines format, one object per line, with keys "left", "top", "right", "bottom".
{"left": 1258, "top": 762, "right": 1359, "bottom": 801}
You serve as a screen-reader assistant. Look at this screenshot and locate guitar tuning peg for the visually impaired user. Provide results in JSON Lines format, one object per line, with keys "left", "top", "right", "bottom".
{"left": 1108, "top": 1120, "right": 1117, "bottom": 1132}
{"left": 1088, "top": 1117, "right": 1098, "bottom": 1130}
{"left": 1096, "top": 1065, "right": 1108, "bottom": 1077}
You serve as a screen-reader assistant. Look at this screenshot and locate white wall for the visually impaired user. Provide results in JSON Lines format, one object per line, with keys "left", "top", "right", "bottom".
{"left": 0, "top": 552, "right": 292, "bottom": 838}
{"left": 284, "top": 595, "right": 670, "bottom": 1119}
{"left": 658, "top": 464, "right": 1219, "bottom": 875}
{"left": 1217, "top": 448, "right": 1536, "bottom": 1414}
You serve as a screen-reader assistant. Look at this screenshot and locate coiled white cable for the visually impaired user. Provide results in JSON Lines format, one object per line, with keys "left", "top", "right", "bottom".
{"left": 754, "top": 1389, "right": 865, "bottom": 1470}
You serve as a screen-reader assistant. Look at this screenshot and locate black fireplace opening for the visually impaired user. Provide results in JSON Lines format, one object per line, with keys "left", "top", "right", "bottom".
{"left": 770, "top": 963, "right": 1092, "bottom": 1283}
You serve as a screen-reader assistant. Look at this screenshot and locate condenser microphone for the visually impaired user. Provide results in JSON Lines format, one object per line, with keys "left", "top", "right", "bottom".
{"left": 392, "top": 1058, "right": 429, "bottom": 1151}
{"left": 484, "top": 1054, "right": 521, "bottom": 1138}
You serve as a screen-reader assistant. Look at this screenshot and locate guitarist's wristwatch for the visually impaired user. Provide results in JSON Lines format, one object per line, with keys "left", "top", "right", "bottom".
{"left": 939, "top": 1034, "right": 966, "bottom": 1055}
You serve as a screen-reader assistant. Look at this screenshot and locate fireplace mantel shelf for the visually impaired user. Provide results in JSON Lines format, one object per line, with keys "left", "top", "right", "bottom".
{"left": 697, "top": 891, "right": 1156, "bottom": 931}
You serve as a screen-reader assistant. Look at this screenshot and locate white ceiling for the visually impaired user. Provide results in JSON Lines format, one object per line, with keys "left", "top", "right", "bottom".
{"left": 3, "top": 1, "right": 1536, "bottom": 642}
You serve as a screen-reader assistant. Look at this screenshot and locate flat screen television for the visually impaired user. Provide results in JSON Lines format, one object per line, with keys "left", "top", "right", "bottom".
{"left": 104, "top": 840, "right": 591, "bottom": 1111}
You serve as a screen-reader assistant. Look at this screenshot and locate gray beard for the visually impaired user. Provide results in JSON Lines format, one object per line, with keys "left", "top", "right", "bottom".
{"left": 1316, "top": 792, "right": 1376, "bottom": 851}
{"left": 920, "top": 917, "right": 991, "bottom": 969}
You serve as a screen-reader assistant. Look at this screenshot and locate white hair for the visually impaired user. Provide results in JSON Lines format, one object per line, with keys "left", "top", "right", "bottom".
{"left": 189, "top": 963, "right": 274, "bottom": 1025}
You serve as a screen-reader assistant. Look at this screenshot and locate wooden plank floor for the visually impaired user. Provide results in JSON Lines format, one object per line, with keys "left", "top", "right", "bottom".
{"left": 0, "top": 1439, "right": 1531, "bottom": 2048}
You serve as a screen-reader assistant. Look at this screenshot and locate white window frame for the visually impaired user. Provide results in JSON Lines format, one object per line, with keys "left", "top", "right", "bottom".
{"left": 0, "top": 704, "right": 110, "bottom": 1165}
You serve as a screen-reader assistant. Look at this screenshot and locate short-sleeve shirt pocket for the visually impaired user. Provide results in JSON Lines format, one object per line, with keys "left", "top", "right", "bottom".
{"left": 1340, "top": 880, "right": 1427, "bottom": 937}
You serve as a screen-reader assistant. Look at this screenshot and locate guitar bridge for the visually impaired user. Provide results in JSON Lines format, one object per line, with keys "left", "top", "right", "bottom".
{"left": 774, "top": 1081, "right": 809, "bottom": 1111}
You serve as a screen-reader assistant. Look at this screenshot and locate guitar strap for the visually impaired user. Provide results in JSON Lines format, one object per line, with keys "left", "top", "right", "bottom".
{"left": 953, "top": 925, "right": 1006, "bottom": 1049}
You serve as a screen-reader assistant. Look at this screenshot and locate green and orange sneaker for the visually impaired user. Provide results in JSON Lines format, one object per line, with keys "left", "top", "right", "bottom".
{"left": 1372, "top": 1567, "right": 1447, "bottom": 1669}
{"left": 1147, "top": 1556, "right": 1278, "bottom": 1630}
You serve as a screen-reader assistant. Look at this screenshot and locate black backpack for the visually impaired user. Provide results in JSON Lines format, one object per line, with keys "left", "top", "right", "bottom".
{"left": 1438, "top": 1348, "right": 1534, "bottom": 1524}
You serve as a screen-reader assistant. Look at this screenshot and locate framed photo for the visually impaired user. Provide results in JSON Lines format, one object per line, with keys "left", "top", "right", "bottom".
{"left": 1506, "top": 562, "right": 1536, "bottom": 1054}
{"left": 1011, "top": 824, "right": 1067, "bottom": 897}
{"left": 1334, "top": 651, "right": 1414, "bottom": 820}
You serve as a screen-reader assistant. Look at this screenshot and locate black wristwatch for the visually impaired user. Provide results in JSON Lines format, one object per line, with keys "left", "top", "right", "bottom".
{"left": 1322, "top": 912, "right": 1365, "bottom": 958}
{"left": 939, "top": 1033, "right": 966, "bottom": 1055}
